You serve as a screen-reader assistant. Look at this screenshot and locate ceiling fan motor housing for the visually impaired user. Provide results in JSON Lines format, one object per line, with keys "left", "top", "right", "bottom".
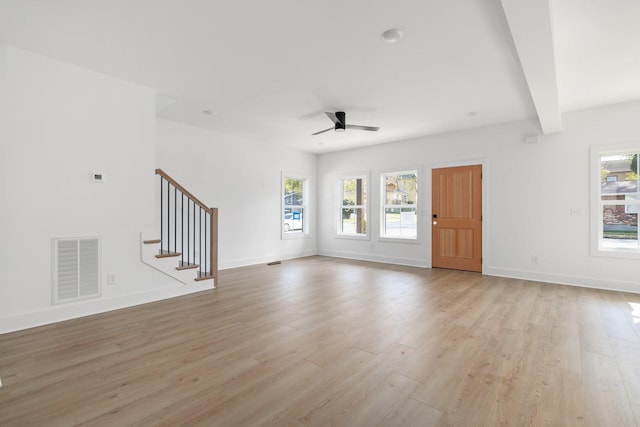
{"left": 335, "top": 111, "right": 346, "bottom": 132}
{"left": 311, "top": 110, "right": 378, "bottom": 135}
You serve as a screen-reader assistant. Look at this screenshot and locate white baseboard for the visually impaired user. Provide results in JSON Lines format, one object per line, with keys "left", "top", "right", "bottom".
{"left": 485, "top": 266, "right": 640, "bottom": 294}
{"left": 317, "top": 252, "right": 640, "bottom": 294}
{"left": 140, "top": 231, "right": 207, "bottom": 285}
{"left": 6, "top": 256, "right": 638, "bottom": 334}
{"left": 318, "top": 249, "right": 427, "bottom": 268}
{"left": 219, "top": 249, "right": 318, "bottom": 270}
{"left": 0, "top": 281, "right": 213, "bottom": 334}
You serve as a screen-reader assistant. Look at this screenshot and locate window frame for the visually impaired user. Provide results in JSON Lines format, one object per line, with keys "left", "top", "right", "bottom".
{"left": 591, "top": 142, "right": 640, "bottom": 259}
{"left": 337, "top": 173, "right": 369, "bottom": 240}
{"left": 282, "top": 172, "right": 310, "bottom": 239}
{"left": 379, "top": 169, "right": 419, "bottom": 242}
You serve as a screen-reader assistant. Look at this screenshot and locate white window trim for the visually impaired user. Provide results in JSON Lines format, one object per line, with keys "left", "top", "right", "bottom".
{"left": 591, "top": 142, "right": 640, "bottom": 259}
{"left": 282, "top": 171, "right": 310, "bottom": 240}
{"left": 379, "top": 169, "right": 419, "bottom": 242}
{"left": 337, "top": 173, "right": 370, "bottom": 240}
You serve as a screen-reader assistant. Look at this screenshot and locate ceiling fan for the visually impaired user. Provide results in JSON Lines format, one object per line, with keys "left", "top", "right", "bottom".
{"left": 312, "top": 111, "right": 380, "bottom": 135}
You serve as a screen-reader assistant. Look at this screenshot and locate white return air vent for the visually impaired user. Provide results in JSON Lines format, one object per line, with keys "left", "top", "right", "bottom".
{"left": 52, "top": 237, "right": 101, "bottom": 304}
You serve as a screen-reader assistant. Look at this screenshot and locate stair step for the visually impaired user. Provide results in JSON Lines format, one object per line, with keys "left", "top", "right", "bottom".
{"left": 143, "top": 239, "right": 161, "bottom": 244}
{"left": 176, "top": 261, "right": 199, "bottom": 271}
{"left": 156, "top": 250, "right": 181, "bottom": 259}
{"left": 195, "top": 271, "right": 215, "bottom": 282}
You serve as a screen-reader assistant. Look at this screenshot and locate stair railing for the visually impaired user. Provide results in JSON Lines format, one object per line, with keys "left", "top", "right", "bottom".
{"left": 156, "top": 169, "right": 218, "bottom": 284}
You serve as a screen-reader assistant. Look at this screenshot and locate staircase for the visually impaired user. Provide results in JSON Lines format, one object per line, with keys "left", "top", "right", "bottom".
{"left": 141, "top": 169, "right": 218, "bottom": 287}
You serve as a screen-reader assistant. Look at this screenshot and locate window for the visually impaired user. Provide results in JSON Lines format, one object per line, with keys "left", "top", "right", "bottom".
{"left": 339, "top": 176, "right": 367, "bottom": 237}
{"left": 593, "top": 145, "right": 640, "bottom": 256}
{"left": 283, "top": 174, "right": 307, "bottom": 236}
{"left": 381, "top": 170, "right": 418, "bottom": 239}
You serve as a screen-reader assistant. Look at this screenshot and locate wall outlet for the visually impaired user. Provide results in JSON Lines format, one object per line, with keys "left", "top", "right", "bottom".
{"left": 107, "top": 272, "right": 118, "bottom": 285}
{"left": 531, "top": 255, "right": 539, "bottom": 264}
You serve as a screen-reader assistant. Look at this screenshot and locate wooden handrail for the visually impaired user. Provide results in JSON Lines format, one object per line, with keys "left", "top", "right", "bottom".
{"left": 155, "top": 168, "right": 218, "bottom": 284}
{"left": 155, "top": 169, "right": 212, "bottom": 214}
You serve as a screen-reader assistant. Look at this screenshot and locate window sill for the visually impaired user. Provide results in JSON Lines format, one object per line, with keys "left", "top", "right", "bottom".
{"left": 336, "top": 233, "right": 369, "bottom": 241}
{"left": 378, "top": 236, "right": 420, "bottom": 244}
{"left": 591, "top": 247, "right": 640, "bottom": 259}
{"left": 282, "top": 232, "right": 311, "bottom": 240}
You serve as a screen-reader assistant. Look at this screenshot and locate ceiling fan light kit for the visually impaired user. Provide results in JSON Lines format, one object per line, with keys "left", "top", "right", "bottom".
{"left": 312, "top": 111, "right": 379, "bottom": 135}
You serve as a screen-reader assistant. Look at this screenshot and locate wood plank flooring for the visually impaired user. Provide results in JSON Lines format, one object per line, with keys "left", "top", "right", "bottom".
{"left": 1, "top": 256, "right": 640, "bottom": 426}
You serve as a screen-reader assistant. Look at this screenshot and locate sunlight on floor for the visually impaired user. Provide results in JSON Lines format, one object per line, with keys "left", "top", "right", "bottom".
{"left": 628, "top": 302, "right": 640, "bottom": 324}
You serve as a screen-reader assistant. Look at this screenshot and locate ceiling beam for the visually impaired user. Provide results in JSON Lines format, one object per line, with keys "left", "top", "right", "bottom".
{"left": 500, "top": 0, "right": 562, "bottom": 134}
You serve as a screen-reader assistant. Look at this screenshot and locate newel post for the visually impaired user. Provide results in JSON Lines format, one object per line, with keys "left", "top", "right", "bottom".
{"left": 210, "top": 207, "right": 218, "bottom": 286}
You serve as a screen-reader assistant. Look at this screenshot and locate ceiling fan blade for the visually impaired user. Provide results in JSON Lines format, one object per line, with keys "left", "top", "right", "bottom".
{"left": 325, "top": 112, "right": 340, "bottom": 125}
{"left": 311, "top": 127, "right": 334, "bottom": 135}
{"left": 346, "top": 124, "right": 380, "bottom": 132}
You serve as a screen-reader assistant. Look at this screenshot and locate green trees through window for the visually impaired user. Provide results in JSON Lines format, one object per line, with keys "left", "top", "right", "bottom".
{"left": 283, "top": 176, "right": 305, "bottom": 234}
{"left": 599, "top": 152, "right": 640, "bottom": 250}
{"left": 382, "top": 171, "right": 418, "bottom": 239}
{"left": 339, "top": 176, "right": 367, "bottom": 236}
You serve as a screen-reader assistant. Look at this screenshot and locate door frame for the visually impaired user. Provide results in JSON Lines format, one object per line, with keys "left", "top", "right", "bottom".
{"left": 426, "top": 158, "right": 488, "bottom": 273}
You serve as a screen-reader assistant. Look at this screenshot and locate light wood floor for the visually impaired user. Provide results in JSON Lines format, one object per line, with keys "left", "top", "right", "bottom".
{"left": 2, "top": 256, "right": 640, "bottom": 426}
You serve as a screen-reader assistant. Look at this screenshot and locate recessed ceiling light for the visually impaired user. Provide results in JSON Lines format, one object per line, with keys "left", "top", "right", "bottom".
{"left": 381, "top": 28, "right": 404, "bottom": 43}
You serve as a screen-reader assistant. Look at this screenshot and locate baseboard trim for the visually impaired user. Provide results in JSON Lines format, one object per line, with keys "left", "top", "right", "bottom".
{"left": 485, "top": 266, "right": 640, "bottom": 294}
{"left": 318, "top": 249, "right": 427, "bottom": 268}
{"left": 219, "top": 249, "right": 318, "bottom": 270}
{"left": 0, "top": 282, "right": 213, "bottom": 334}
{"left": 6, "top": 257, "right": 639, "bottom": 334}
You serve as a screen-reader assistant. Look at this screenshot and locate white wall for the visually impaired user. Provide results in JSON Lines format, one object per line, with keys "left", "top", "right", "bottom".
{"left": 318, "top": 101, "right": 640, "bottom": 293}
{"left": 0, "top": 45, "right": 189, "bottom": 333}
{"left": 156, "top": 119, "right": 317, "bottom": 269}
{"left": 2, "top": 42, "right": 638, "bottom": 334}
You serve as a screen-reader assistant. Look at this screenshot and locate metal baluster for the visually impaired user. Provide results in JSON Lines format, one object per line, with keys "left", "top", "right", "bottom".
{"left": 167, "top": 183, "right": 171, "bottom": 253}
{"left": 174, "top": 186, "right": 177, "bottom": 254}
{"left": 160, "top": 176, "right": 164, "bottom": 252}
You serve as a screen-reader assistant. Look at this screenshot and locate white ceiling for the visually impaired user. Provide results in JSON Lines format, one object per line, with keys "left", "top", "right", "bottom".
{"left": 0, "top": 0, "right": 638, "bottom": 153}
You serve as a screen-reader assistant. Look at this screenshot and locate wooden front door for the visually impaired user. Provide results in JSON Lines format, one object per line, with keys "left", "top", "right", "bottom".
{"left": 432, "top": 165, "right": 482, "bottom": 272}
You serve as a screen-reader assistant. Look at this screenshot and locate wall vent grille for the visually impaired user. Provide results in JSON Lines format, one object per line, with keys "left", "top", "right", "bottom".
{"left": 52, "top": 237, "right": 101, "bottom": 304}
